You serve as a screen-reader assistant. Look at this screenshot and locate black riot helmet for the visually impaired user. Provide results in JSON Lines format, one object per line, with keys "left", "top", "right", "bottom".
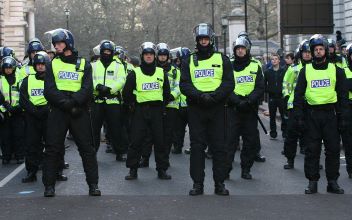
{"left": 193, "top": 23, "right": 215, "bottom": 47}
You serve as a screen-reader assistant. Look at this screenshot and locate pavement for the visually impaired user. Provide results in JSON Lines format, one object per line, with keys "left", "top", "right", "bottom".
{"left": 0, "top": 104, "right": 351, "bottom": 220}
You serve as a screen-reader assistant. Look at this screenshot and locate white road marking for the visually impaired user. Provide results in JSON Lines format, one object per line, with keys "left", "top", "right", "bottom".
{"left": 0, "top": 163, "right": 25, "bottom": 187}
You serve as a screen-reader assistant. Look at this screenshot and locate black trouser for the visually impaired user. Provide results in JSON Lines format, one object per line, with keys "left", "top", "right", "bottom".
{"left": 268, "top": 95, "right": 287, "bottom": 135}
{"left": 24, "top": 113, "right": 46, "bottom": 173}
{"left": 304, "top": 108, "right": 340, "bottom": 181}
{"left": 141, "top": 130, "right": 153, "bottom": 159}
{"left": 284, "top": 109, "right": 306, "bottom": 160}
{"left": 164, "top": 107, "right": 178, "bottom": 155}
{"left": 340, "top": 104, "right": 352, "bottom": 174}
{"left": 226, "top": 107, "right": 259, "bottom": 173}
{"left": 42, "top": 106, "right": 98, "bottom": 186}
{"left": 126, "top": 104, "right": 169, "bottom": 171}
{"left": 92, "top": 102, "right": 124, "bottom": 154}
{"left": 188, "top": 104, "right": 227, "bottom": 183}
{"left": 0, "top": 113, "right": 25, "bottom": 160}
{"left": 120, "top": 104, "right": 132, "bottom": 153}
{"left": 173, "top": 107, "right": 188, "bottom": 149}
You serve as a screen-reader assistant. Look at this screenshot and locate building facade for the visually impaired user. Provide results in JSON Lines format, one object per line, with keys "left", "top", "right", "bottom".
{"left": 0, "top": 0, "right": 35, "bottom": 59}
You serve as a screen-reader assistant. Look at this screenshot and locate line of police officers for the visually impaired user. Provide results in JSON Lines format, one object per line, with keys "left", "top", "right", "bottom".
{"left": 0, "top": 23, "right": 351, "bottom": 197}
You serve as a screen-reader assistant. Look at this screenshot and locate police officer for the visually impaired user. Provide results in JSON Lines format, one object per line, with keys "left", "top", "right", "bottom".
{"left": 226, "top": 37, "right": 264, "bottom": 180}
{"left": 123, "top": 42, "right": 171, "bottom": 180}
{"left": 180, "top": 23, "right": 234, "bottom": 195}
{"left": 341, "top": 43, "right": 352, "bottom": 178}
{"left": 173, "top": 47, "right": 191, "bottom": 154}
{"left": 91, "top": 40, "right": 126, "bottom": 161}
{"left": 156, "top": 43, "right": 181, "bottom": 158}
{"left": 0, "top": 56, "right": 25, "bottom": 165}
{"left": 43, "top": 28, "right": 100, "bottom": 197}
{"left": 19, "top": 38, "right": 45, "bottom": 79}
{"left": 20, "top": 52, "right": 51, "bottom": 182}
{"left": 294, "top": 34, "right": 347, "bottom": 194}
{"left": 328, "top": 39, "right": 347, "bottom": 68}
{"left": 282, "top": 40, "right": 311, "bottom": 169}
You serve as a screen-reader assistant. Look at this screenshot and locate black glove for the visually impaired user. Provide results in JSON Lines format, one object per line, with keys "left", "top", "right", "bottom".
{"left": 129, "top": 103, "right": 136, "bottom": 113}
{"left": 297, "top": 118, "right": 305, "bottom": 132}
{"left": 62, "top": 99, "right": 76, "bottom": 112}
{"left": 237, "top": 99, "right": 251, "bottom": 112}
{"left": 36, "top": 106, "right": 49, "bottom": 119}
{"left": 7, "top": 105, "right": 22, "bottom": 115}
{"left": 284, "top": 96, "right": 289, "bottom": 104}
{"left": 96, "top": 84, "right": 111, "bottom": 97}
{"left": 70, "top": 107, "right": 82, "bottom": 118}
{"left": 199, "top": 93, "right": 216, "bottom": 106}
{"left": 339, "top": 119, "right": 348, "bottom": 132}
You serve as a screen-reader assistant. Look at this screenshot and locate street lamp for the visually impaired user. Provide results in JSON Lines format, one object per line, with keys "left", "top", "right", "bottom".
{"left": 64, "top": 8, "right": 70, "bottom": 30}
{"left": 221, "top": 16, "right": 229, "bottom": 55}
{"left": 264, "top": 0, "right": 269, "bottom": 63}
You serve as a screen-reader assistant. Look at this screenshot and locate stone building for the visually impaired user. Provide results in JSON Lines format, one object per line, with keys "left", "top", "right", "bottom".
{"left": 0, "top": 0, "right": 36, "bottom": 59}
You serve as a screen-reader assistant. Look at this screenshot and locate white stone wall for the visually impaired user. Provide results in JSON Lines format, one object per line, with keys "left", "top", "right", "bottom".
{"left": 0, "top": 0, "right": 35, "bottom": 59}
{"left": 345, "top": 0, "right": 352, "bottom": 42}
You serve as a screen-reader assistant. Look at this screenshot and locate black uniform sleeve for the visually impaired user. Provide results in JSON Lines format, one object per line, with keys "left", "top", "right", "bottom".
{"left": 122, "top": 70, "right": 136, "bottom": 105}
{"left": 212, "top": 54, "right": 235, "bottom": 103}
{"left": 19, "top": 77, "right": 37, "bottom": 114}
{"left": 293, "top": 67, "right": 307, "bottom": 118}
{"left": 336, "top": 67, "right": 349, "bottom": 117}
{"left": 163, "top": 72, "right": 171, "bottom": 105}
{"left": 44, "top": 62, "right": 68, "bottom": 107}
{"left": 263, "top": 69, "right": 268, "bottom": 93}
{"left": 180, "top": 56, "right": 202, "bottom": 102}
{"left": 248, "top": 65, "right": 264, "bottom": 104}
{"left": 71, "top": 61, "right": 93, "bottom": 106}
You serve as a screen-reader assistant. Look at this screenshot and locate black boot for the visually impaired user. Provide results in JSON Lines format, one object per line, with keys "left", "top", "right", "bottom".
{"left": 138, "top": 158, "right": 149, "bottom": 168}
{"left": 44, "top": 186, "right": 55, "bottom": 197}
{"left": 125, "top": 168, "right": 138, "bottom": 180}
{"left": 116, "top": 154, "right": 127, "bottom": 162}
{"left": 158, "top": 170, "right": 172, "bottom": 180}
{"left": 56, "top": 171, "right": 68, "bottom": 181}
{"left": 64, "top": 162, "right": 70, "bottom": 169}
{"left": 189, "top": 183, "right": 204, "bottom": 196}
{"left": 283, "top": 159, "right": 294, "bottom": 169}
{"left": 171, "top": 146, "right": 182, "bottom": 154}
{"left": 241, "top": 169, "right": 252, "bottom": 180}
{"left": 22, "top": 172, "right": 37, "bottom": 183}
{"left": 205, "top": 151, "right": 212, "bottom": 159}
{"left": 105, "top": 145, "right": 113, "bottom": 153}
{"left": 16, "top": 159, "right": 24, "bottom": 164}
{"left": 184, "top": 148, "right": 191, "bottom": 155}
{"left": 304, "top": 181, "right": 318, "bottom": 194}
{"left": 300, "top": 148, "right": 305, "bottom": 155}
{"left": 254, "top": 154, "right": 266, "bottom": 162}
{"left": 327, "top": 181, "right": 344, "bottom": 194}
{"left": 270, "top": 131, "right": 277, "bottom": 139}
{"left": 348, "top": 173, "right": 352, "bottom": 179}
{"left": 2, "top": 159, "right": 10, "bottom": 165}
{"left": 89, "top": 184, "right": 101, "bottom": 196}
{"left": 214, "top": 182, "right": 229, "bottom": 196}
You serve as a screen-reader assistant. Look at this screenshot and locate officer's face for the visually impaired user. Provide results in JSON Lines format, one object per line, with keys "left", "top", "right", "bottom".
{"left": 35, "top": 63, "right": 46, "bottom": 72}
{"left": 198, "top": 37, "right": 210, "bottom": 47}
{"left": 314, "top": 46, "right": 326, "bottom": 58}
{"left": 329, "top": 46, "right": 335, "bottom": 54}
{"left": 103, "top": 49, "right": 112, "bottom": 55}
{"left": 30, "top": 52, "right": 36, "bottom": 60}
{"left": 54, "top": 42, "right": 67, "bottom": 53}
{"left": 302, "top": 51, "right": 312, "bottom": 61}
{"left": 158, "top": 55, "right": 168, "bottom": 62}
{"left": 4, "top": 68, "right": 13, "bottom": 75}
{"left": 143, "top": 53, "right": 155, "bottom": 64}
{"left": 271, "top": 56, "right": 280, "bottom": 66}
{"left": 235, "top": 47, "right": 247, "bottom": 57}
